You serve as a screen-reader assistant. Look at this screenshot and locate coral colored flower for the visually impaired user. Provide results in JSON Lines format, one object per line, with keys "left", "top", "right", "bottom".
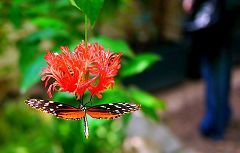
{"left": 41, "top": 40, "right": 122, "bottom": 99}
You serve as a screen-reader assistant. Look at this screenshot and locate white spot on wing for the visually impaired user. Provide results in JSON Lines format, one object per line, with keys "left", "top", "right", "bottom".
{"left": 115, "top": 105, "right": 121, "bottom": 108}
{"left": 114, "top": 110, "right": 120, "bottom": 113}
{"left": 44, "top": 103, "right": 49, "bottom": 106}
{"left": 28, "top": 101, "right": 34, "bottom": 104}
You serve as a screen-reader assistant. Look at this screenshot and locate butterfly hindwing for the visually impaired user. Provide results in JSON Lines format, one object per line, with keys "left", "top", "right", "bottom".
{"left": 25, "top": 99, "right": 85, "bottom": 120}
{"left": 86, "top": 103, "right": 141, "bottom": 119}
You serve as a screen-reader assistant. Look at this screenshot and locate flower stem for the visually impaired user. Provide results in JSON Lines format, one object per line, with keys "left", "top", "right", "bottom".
{"left": 85, "top": 14, "right": 88, "bottom": 48}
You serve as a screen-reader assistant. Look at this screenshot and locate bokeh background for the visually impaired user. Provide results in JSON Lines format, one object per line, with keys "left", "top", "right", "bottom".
{"left": 1, "top": 0, "right": 240, "bottom": 153}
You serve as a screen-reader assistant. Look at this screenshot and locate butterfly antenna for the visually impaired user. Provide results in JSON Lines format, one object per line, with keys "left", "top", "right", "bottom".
{"left": 77, "top": 94, "right": 84, "bottom": 109}
{"left": 83, "top": 95, "right": 94, "bottom": 107}
{"left": 81, "top": 94, "right": 84, "bottom": 105}
{"left": 90, "top": 95, "right": 93, "bottom": 102}
{"left": 90, "top": 95, "right": 93, "bottom": 105}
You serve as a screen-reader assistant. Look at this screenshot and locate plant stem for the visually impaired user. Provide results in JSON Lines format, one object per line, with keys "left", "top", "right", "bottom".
{"left": 85, "top": 14, "right": 88, "bottom": 48}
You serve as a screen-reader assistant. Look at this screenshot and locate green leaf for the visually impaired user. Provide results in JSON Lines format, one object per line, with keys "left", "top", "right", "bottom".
{"left": 89, "top": 36, "right": 135, "bottom": 58}
{"left": 88, "top": 117, "right": 111, "bottom": 128}
{"left": 92, "top": 85, "right": 131, "bottom": 105}
{"left": 54, "top": 92, "right": 75, "bottom": 101}
{"left": 8, "top": 4, "right": 22, "bottom": 28}
{"left": 53, "top": 92, "right": 80, "bottom": 107}
{"left": 128, "top": 86, "right": 165, "bottom": 109}
{"left": 69, "top": 0, "right": 81, "bottom": 10}
{"left": 120, "top": 53, "right": 160, "bottom": 77}
{"left": 69, "top": 0, "right": 105, "bottom": 26}
{"left": 25, "top": 28, "right": 69, "bottom": 42}
{"left": 18, "top": 42, "right": 39, "bottom": 74}
{"left": 141, "top": 106, "right": 160, "bottom": 121}
{"left": 20, "top": 52, "right": 47, "bottom": 93}
{"left": 127, "top": 86, "right": 165, "bottom": 121}
{"left": 31, "top": 17, "right": 67, "bottom": 29}
{"left": 122, "top": 114, "right": 132, "bottom": 126}
{"left": 25, "top": 3, "right": 50, "bottom": 15}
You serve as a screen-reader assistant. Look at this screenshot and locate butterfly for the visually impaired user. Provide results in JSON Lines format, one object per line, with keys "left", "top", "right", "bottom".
{"left": 25, "top": 99, "right": 141, "bottom": 139}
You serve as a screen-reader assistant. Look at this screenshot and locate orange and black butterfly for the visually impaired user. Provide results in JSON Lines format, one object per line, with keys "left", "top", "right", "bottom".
{"left": 25, "top": 99, "right": 141, "bottom": 139}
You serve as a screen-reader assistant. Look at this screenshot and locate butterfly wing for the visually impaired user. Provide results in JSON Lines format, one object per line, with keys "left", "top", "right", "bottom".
{"left": 86, "top": 103, "right": 141, "bottom": 119}
{"left": 25, "top": 99, "right": 85, "bottom": 120}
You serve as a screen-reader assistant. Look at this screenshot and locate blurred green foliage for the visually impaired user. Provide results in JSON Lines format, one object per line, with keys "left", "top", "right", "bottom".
{"left": 0, "top": 0, "right": 165, "bottom": 153}
{"left": 0, "top": 99, "right": 125, "bottom": 153}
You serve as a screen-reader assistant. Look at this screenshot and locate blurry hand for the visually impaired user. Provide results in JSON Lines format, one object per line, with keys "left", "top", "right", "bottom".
{"left": 182, "top": 0, "right": 194, "bottom": 13}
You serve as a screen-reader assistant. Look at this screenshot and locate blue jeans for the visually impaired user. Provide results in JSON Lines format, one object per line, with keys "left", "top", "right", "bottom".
{"left": 200, "top": 50, "right": 231, "bottom": 139}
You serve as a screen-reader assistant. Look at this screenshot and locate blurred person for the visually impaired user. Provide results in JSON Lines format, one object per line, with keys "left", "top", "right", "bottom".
{"left": 182, "top": 0, "right": 235, "bottom": 139}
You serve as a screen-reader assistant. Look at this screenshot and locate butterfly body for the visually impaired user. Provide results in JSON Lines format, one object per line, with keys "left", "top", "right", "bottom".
{"left": 25, "top": 99, "right": 141, "bottom": 139}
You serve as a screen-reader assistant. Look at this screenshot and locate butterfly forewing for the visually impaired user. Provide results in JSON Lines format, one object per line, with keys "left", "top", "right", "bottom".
{"left": 87, "top": 103, "right": 141, "bottom": 119}
{"left": 25, "top": 99, "right": 85, "bottom": 120}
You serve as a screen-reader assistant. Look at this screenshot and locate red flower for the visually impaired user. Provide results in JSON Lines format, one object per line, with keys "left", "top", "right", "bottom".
{"left": 41, "top": 41, "right": 122, "bottom": 99}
